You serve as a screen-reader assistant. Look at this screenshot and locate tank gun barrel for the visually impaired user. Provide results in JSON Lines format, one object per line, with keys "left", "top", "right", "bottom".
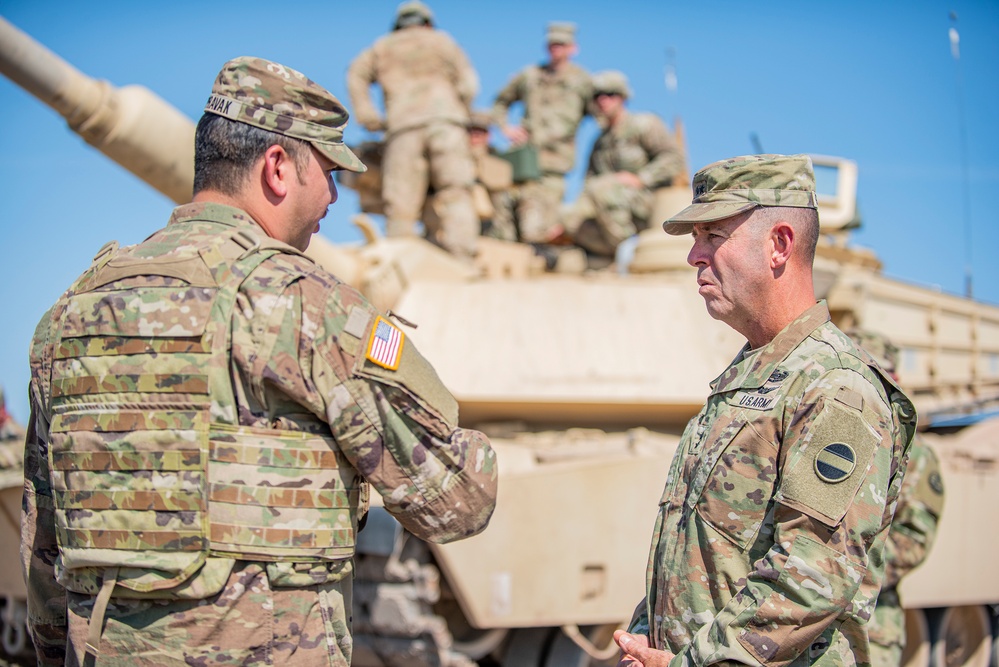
{"left": 0, "top": 15, "right": 194, "bottom": 203}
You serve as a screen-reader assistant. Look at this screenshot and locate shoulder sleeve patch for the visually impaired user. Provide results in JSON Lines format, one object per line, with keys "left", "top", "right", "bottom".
{"left": 365, "top": 316, "right": 405, "bottom": 371}
{"left": 354, "top": 319, "right": 459, "bottom": 427}
{"left": 777, "top": 397, "right": 880, "bottom": 526}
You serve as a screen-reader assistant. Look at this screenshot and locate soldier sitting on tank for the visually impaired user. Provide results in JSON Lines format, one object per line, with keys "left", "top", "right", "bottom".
{"left": 21, "top": 55, "right": 497, "bottom": 666}
{"left": 560, "top": 70, "right": 685, "bottom": 260}
{"left": 848, "top": 330, "right": 945, "bottom": 667}
{"left": 347, "top": 1, "right": 480, "bottom": 260}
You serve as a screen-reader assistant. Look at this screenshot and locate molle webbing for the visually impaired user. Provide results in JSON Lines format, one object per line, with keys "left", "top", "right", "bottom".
{"left": 47, "top": 227, "right": 363, "bottom": 597}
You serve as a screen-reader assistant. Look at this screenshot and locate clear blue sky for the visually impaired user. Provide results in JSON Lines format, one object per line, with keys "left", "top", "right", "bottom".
{"left": 1, "top": 0, "right": 997, "bottom": 422}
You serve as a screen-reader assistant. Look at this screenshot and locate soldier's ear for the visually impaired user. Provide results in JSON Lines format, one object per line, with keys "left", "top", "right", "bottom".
{"left": 260, "top": 145, "right": 294, "bottom": 199}
{"left": 770, "top": 222, "right": 794, "bottom": 271}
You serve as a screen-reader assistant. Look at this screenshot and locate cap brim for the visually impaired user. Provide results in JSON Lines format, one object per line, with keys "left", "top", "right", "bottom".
{"left": 662, "top": 201, "right": 757, "bottom": 235}
{"left": 314, "top": 141, "right": 367, "bottom": 174}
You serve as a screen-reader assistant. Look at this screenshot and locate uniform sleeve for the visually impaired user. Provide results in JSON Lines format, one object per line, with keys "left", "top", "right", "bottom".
{"left": 310, "top": 293, "right": 497, "bottom": 544}
{"left": 882, "top": 439, "right": 944, "bottom": 588}
{"left": 345, "top": 46, "right": 385, "bottom": 132}
{"left": 492, "top": 71, "right": 524, "bottom": 128}
{"left": 672, "top": 370, "right": 903, "bottom": 667}
{"left": 21, "top": 391, "right": 67, "bottom": 665}
{"left": 635, "top": 115, "right": 685, "bottom": 190}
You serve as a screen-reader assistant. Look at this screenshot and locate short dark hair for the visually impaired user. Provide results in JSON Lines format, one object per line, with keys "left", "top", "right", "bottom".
{"left": 193, "top": 114, "right": 310, "bottom": 195}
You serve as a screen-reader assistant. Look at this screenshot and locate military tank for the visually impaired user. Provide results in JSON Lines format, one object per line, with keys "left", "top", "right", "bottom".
{"left": 3, "top": 16, "right": 999, "bottom": 667}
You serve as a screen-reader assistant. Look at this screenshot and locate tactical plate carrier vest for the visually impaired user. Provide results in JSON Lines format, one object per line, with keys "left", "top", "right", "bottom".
{"left": 43, "top": 225, "right": 367, "bottom": 606}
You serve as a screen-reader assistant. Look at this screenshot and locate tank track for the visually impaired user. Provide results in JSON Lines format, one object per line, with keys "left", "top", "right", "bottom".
{"left": 351, "top": 509, "right": 475, "bottom": 667}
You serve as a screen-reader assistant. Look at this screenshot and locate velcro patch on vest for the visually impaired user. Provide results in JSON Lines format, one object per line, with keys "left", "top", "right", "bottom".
{"left": 365, "top": 316, "right": 405, "bottom": 371}
{"left": 776, "top": 397, "right": 879, "bottom": 526}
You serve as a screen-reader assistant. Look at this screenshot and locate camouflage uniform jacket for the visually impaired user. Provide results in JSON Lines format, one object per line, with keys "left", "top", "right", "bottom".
{"left": 347, "top": 25, "right": 478, "bottom": 135}
{"left": 492, "top": 61, "right": 592, "bottom": 174}
{"left": 868, "top": 436, "right": 943, "bottom": 651}
{"left": 21, "top": 202, "right": 498, "bottom": 659}
{"left": 631, "top": 302, "right": 916, "bottom": 666}
{"left": 586, "top": 110, "right": 684, "bottom": 190}
{"left": 879, "top": 436, "right": 942, "bottom": 591}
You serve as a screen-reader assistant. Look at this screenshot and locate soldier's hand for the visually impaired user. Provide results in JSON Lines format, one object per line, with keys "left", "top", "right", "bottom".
{"left": 615, "top": 171, "right": 644, "bottom": 189}
{"left": 361, "top": 116, "right": 386, "bottom": 133}
{"left": 502, "top": 125, "right": 529, "bottom": 145}
{"left": 614, "top": 630, "right": 675, "bottom": 667}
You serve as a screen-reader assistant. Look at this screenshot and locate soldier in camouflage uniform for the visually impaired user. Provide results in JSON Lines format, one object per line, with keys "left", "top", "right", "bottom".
{"left": 562, "top": 71, "right": 685, "bottom": 258}
{"left": 847, "top": 331, "right": 944, "bottom": 667}
{"left": 492, "top": 22, "right": 593, "bottom": 243}
{"left": 21, "top": 56, "right": 498, "bottom": 667}
{"left": 347, "top": 1, "right": 480, "bottom": 259}
{"left": 613, "top": 155, "right": 916, "bottom": 667}
{"left": 465, "top": 110, "right": 516, "bottom": 240}
{"left": 0, "top": 387, "right": 25, "bottom": 470}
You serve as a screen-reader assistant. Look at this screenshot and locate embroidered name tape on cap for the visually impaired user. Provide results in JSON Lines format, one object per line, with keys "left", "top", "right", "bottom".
{"left": 366, "top": 316, "right": 405, "bottom": 371}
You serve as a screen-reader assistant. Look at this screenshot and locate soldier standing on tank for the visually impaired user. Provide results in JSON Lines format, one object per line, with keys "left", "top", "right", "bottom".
{"left": 465, "top": 110, "right": 517, "bottom": 240}
{"left": 847, "top": 330, "right": 945, "bottom": 667}
{"left": 21, "top": 56, "right": 497, "bottom": 666}
{"left": 347, "top": 1, "right": 480, "bottom": 259}
{"left": 561, "top": 70, "right": 685, "bottom": 259}
{"left": 492, "top": 21, "right": 593, "bottom": 244}
{"left": 613, "top": 154, "right": 916, "bottom": 666}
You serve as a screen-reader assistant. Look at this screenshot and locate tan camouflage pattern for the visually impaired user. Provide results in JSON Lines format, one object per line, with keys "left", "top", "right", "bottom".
{"left": 381, "top": 122, "right": 479, "bottom": 257}
{"left": 347, "top": 24, "right": 479, "bottom": 256}
{"left": 488, "top": 174, "right": 566, "bottom": 243}
{"left": 564, "top": 110, "right": 684, "bottom": 256}
{"left": 22, "top": 202, "right": 498, "bottom": 664}
{"left": 347, "top": 25, "right": 478, "bottom": 134}
{"left": 492, "top": 61, "right": 592, "bottom": 175}
{"left": 206, "top": 57, "right": 365, "bottom": 174}
{"left": 868, "top": 436, "right": 943, "bottom": 667}
{"left": 63, "top": 562, "right": 353, "bottom": 666}
{"left": 664, "top": 153, "right": 818, "bottom": 235}
{"left": 629, "top": 302, "right": 916, "bottom": 667}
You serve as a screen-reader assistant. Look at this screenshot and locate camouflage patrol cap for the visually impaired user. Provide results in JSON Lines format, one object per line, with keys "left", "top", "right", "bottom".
{"left": 394, "top": 0, "right": 434, "bottom": 29}
{"left": 663, "top": 153, "right": 816, "bottom": 235}
{"left": 592, "top": 70, "right": 631, "bottom": 99}
{"left": 546, "top": 21, "right": 576, "bottom": 45}
{"left": 847, "top": 329, "right": 899, "bottom": 375}
{"left": 467, "top": 110, "right": 493, "bottom": 131}
{"left": 205, "top": 57, "right": 366, "bottom": 173}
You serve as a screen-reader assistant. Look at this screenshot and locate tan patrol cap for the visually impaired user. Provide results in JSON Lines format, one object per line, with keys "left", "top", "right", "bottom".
{"left": 546, "top": 21, "right": 576, "bottom": 45}
{"left": 205, "top": 57, "right": 366, "bottom": 174}
{"left": 663, "top": 153, "right": 816, "bottom": 235}
{"left": 466, "top": 110, "right": 493, "bottom": 131}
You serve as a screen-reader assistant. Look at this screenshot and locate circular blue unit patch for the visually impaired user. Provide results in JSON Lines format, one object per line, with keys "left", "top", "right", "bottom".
{"left": 814, "top": 442, "right": 857, "bottom": 483}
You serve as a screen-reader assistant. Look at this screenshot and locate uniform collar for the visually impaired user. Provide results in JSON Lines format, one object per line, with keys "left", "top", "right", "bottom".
{"left": 710, "top": 301, "right": 830, "bottom": 395}
{"left": 168, "top": 202, "right": 266, "bottom": 233}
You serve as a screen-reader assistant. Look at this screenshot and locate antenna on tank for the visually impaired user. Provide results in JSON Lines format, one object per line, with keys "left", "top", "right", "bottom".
{"left": 949, "top": 11, "right": 973, "bottom": 299}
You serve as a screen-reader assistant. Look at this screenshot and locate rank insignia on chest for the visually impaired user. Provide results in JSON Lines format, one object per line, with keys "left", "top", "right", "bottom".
{"left": 814, "top": 442, "right": 857, "bottom": 483}
{"left": 366, "top": 316, "right": 405, "bottom": 371}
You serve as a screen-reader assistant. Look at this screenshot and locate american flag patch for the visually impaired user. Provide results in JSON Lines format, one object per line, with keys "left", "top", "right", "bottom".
{"left": 365, "top": 316, "right": 405, "bottom": 370}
